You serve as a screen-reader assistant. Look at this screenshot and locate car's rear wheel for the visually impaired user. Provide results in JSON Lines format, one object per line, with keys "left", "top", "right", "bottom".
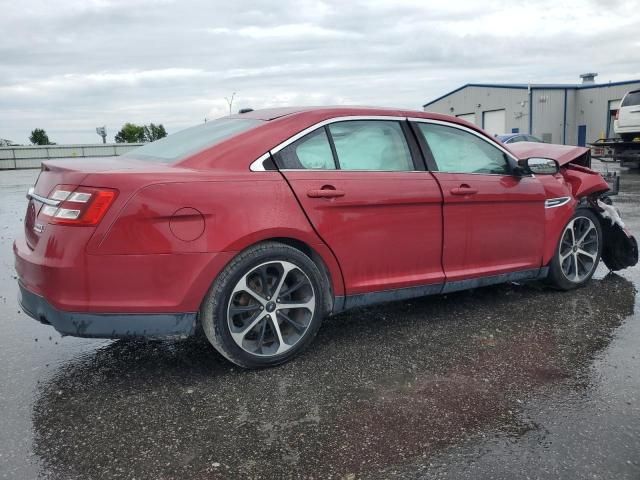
{"left": 547, "top": 209, "right": 602, "bottom": 290}
{"left": 200, "top": 242, "right": 327, "bottom": 368}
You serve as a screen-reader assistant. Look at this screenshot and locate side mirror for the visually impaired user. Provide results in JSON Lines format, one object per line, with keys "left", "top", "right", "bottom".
{"left": 519, "top": 157, "right": 559, "bottom": 175}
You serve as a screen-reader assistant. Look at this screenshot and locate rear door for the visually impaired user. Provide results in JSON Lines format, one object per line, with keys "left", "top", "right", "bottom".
{"left": 273, "top": 118, "right": 444, "bottom": 295}
{"left": 411, "top": 119, "right": 546, "bottom": 283}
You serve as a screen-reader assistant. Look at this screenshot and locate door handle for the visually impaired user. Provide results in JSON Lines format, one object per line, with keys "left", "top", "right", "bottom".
{"left": 450, "top": 184, "right": 478, "bottom": 196}
{"left": 307, "top": 186, "right": 345, "bottom": 198}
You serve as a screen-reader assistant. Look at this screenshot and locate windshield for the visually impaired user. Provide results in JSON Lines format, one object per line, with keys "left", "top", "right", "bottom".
{"left": 122, "top": 117, "right": 263, "bottom": 163}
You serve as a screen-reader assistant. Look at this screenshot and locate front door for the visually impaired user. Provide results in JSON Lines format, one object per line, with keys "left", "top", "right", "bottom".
{"left": 412, "top": 120, "right": 546, "bottom": 283}
{"left": 274, "top": 119, "right": 444, "bottom": 295}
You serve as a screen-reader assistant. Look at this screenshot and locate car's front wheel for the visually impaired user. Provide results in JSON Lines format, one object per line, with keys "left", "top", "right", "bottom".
{"left": 547, "top": 209, "right": 602, "bottom": 290}
{"left": 200, "top": 242, "right": 327, "bottom": 368}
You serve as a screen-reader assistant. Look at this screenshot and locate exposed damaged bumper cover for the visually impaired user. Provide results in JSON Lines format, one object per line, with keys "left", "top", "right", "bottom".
{"left": 18, "top": 282, "right": 197, "bottom": 339}
{"left": 597, "top": 201, "right": 639, "bottom": 271}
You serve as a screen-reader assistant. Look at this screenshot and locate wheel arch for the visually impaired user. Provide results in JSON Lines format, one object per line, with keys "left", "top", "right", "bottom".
{"left": 542, "top": 201, "right": 578, "bottom": 265}
{"left": 195, "top": 234, "right": 344, "bottom": 320}
{"left": 545, "top": 206, "right": 603, "bottom": 289}
{"left": 542, "top": 202, "right": 606, "bottom": 267}
{"left": 266, "top": 236, "right": 340, "bottom": 315}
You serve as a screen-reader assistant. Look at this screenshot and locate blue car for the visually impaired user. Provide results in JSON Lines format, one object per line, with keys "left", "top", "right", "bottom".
{"left": 497, "top": 133, "right": 544, "bottom": 144}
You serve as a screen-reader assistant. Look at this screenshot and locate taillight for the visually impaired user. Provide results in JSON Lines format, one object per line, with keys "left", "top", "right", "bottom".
{"left": 40, "top": 185, "right": 117, "bottom": 226}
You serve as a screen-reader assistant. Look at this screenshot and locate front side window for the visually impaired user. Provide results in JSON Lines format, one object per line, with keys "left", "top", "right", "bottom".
{"left": 327, "top": 121, "right": 413, "bottom": 171}
{"left": 417, "top": 123, "right": 510, "bottom": 174}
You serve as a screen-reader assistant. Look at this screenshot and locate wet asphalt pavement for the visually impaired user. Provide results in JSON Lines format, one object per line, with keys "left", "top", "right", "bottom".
{"left": 1, "top": 163, "right": 639, "bottom": 479}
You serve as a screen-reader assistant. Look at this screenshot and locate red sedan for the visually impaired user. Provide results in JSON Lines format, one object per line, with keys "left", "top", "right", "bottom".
{"left": 14, "top": 107, "right": 637, "bottom": 367}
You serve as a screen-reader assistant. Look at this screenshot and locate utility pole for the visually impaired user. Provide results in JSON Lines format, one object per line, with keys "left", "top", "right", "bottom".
{"left": 224, "top": 92, "right": 236, "bottom": 115}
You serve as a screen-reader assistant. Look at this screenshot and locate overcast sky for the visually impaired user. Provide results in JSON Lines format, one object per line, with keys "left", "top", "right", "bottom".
{"left": 1, "top": 0, "right": 639, "bottom": 144}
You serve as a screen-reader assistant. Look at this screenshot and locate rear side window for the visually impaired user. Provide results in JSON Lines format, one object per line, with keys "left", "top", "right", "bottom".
{"left": 123, "top": 118, "right": 263, "bottom": 163}
{"left": 417, "top": 123, "right": 509, "bottom": 174}
{"left": 275, "top": 120, "right": 414, "bottom": 171}
{"left": 277, "top": 128, "right": 336, "bottom": 169}
{"left": 622, "top": 91, "right": 640, "bottom": 107}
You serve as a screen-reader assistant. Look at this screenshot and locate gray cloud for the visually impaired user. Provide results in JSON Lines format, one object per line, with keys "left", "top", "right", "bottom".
{"left": 1, "top": 0, "right": 639, "bottom": 144}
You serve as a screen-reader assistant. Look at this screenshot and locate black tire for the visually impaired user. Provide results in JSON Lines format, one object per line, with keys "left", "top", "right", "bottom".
{"left": 200, "top": 242, "right": 327, "bottom": 368}
{"left": 621, "top": 133, "right": 636, "bottom": 143}
{"left": 546, "top": 209, "right": 602, "bottom": 290}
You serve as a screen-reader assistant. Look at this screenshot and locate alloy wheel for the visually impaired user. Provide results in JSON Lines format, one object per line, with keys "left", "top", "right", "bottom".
{"left": 559, "top": 216, "right": 599, "bottom": 283}
{"left": 226, "top": 261, "right": 316, "bottom": 356}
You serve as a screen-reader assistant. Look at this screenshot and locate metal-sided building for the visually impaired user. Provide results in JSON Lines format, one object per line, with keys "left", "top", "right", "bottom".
{"left": 423, "top": 74, "right": 640, "bottom": 146}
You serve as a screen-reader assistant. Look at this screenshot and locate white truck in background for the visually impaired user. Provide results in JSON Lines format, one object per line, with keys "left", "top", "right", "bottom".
{"left": 591, "top": 89, "right": 640, "bottom": 168}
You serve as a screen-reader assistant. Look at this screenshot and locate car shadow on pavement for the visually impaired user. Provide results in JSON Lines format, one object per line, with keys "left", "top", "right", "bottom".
{"left": 31, "top": 274, "right": 635, "bottom": 479}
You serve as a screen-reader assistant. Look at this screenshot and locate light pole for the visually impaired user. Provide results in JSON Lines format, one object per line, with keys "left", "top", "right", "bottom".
{"left": 224, "top": 92, "right": 236, "bottom": 115}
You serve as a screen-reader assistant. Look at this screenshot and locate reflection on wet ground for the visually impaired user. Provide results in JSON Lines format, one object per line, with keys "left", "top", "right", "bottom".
{"left": 29, "top": 276, "right": 636, "bottom": 478}
{"left": 1, "top": 164, "right": 640, "bottom": 479}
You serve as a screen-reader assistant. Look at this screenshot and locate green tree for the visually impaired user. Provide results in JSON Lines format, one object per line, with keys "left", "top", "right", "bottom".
{"left": 29, "top": 128, "right": 52, "bottom": 145}
{"left": 143, "top": 123, "right": 167, "bottom": 142}
{"left": 114, "top": 123, "right": 145, "bottom": 143}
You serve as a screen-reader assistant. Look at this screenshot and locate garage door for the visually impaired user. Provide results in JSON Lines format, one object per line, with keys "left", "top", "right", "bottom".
{"left": 456, "top": 113, "right": 476, "bottom": 125}
{"left": 482, "top": 109, "right": 506, "bottom": 136}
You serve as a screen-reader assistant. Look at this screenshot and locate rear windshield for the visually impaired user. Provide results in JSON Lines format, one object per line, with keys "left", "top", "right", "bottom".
{"left": 122, "top": 118, "right": 263, "bottom": 163}
{"left": 622, "top": 91, "right": 640, "bottom": 107}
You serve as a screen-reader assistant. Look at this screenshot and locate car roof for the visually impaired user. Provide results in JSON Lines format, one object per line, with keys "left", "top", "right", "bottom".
{"left": 182, "top": 106, "right": 510, "bottom": 169}
{"left": 231, "top": 105, "right": 464, "bottom": 122}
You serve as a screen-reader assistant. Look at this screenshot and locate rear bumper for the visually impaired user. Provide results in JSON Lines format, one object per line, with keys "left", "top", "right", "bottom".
{"left": 18, "top": 282, "right": 197, "bottom": 339}
{"left": 613, "top": 124, "right": 640, "bottom": 136}
{"left": 14, "top": 235, "right": 235, "bottom": 314}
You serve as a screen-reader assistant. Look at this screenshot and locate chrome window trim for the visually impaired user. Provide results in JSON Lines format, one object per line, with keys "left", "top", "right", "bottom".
{"left": 406, "top": 117, "right": 522, "bottom": 170}
{"left": 545, "top": 196, "right": 571, "bottom": 209}
{"left": 249, "top": 115, "right": 525, "bottom": 174}
{"left": 278, "top": 169, "right": 426, "bottom": 173}
{"left": 249, "top": 115, "right": 408, "bottom": 172}
{"left": 249, "top": 152, "right": 270, "bottom": 172}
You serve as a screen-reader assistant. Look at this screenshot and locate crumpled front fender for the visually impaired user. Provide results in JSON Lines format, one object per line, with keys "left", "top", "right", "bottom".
{"left": 561, "top": 164, "right": 610, "bottom": 198}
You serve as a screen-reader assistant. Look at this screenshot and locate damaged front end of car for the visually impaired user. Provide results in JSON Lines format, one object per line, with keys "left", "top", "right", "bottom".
{"left": 590, "top": 197, "right": 638, "bottom": 271}
{"left": 511, "top": 142, "right": 638, "bottom": 271}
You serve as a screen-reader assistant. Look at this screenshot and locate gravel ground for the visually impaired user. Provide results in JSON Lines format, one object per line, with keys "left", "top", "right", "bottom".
{"left": 0, "top": 161, "right": 639, "bottom": 479}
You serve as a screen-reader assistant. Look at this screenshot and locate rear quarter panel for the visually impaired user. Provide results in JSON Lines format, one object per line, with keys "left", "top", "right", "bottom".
{"left": 87, "top": 171, "right": 345, "bottom": 303}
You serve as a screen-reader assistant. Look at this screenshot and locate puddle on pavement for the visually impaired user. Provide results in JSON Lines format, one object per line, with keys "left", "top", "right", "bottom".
{"left": 30, "top": 274, "right": 635, "bottom": 478}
